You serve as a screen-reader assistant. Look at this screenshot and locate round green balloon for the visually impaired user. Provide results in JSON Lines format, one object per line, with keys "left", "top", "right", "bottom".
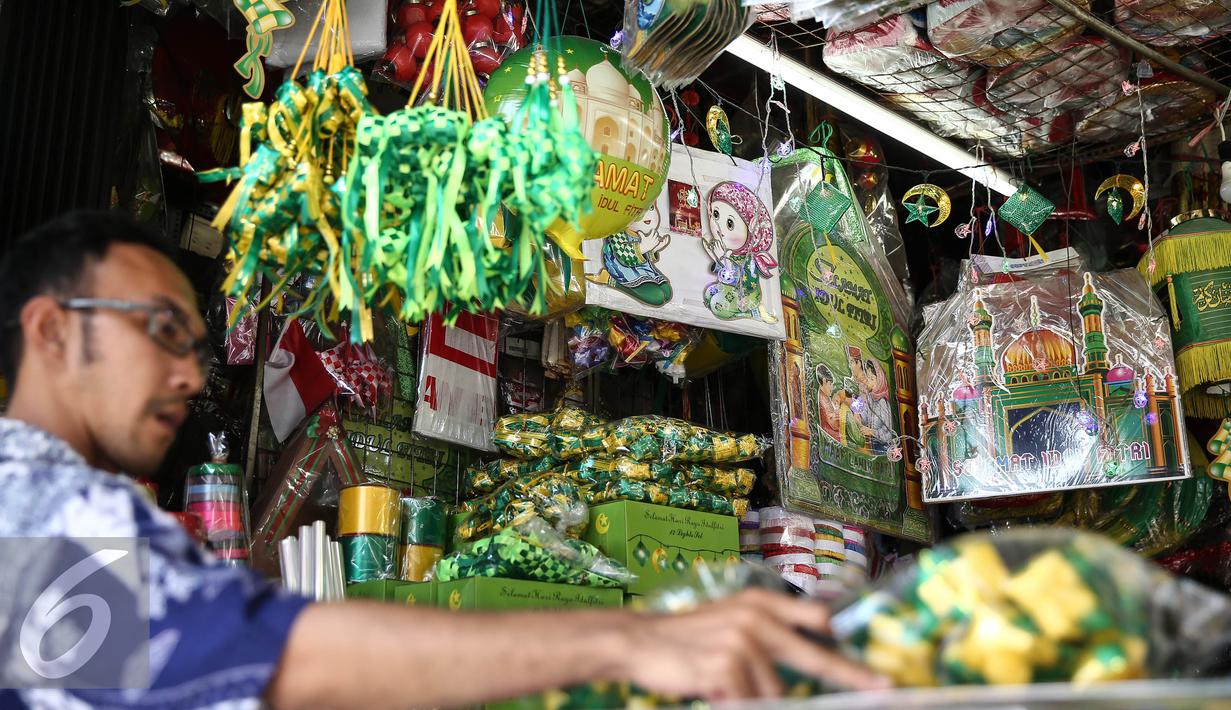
{"left": 485, "top": 36, "right": 671, "bottom": 242}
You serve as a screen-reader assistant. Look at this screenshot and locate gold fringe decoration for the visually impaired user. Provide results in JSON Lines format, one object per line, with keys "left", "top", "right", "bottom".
{"left": 1137, "top": 219, "right": 1231, "bottom": 287}
{"left": 1176, "top": 339, "right": 1231, "bottom": 419}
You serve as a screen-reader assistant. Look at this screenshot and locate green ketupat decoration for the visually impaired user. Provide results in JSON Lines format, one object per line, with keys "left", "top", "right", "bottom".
{"left": 342, "top": 0, "right": 597, "bottom": 325}
{"left": 203, "top": 0, "right": 379, "bottom": 341}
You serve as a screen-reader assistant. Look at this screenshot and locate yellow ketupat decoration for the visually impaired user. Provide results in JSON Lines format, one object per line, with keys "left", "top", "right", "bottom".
{"left": 1003, "top": 550, "right": 1099, "bottom": 642}
{"left": 916, "top": 541, "right": 1009, "bottom": 620}
{"left": 864, "top": 614, "right": 938, "bottom": 687}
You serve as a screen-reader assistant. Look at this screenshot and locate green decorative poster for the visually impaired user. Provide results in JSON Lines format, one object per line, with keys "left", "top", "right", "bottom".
{"left": 769, "top": 148, "right": 932, "bottom": 543}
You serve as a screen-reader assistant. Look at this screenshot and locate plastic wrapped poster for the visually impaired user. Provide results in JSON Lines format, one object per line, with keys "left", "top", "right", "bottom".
{"left": 583, "top": 144, "right": 786, "bottom": 341}
{"left": 822, "top": 12, "right": 967, "bottom": 95}
{"left": 916, "top": 250, "right": 1189, "bottom": 503}
{"left": 768, "top": 147, "right": 932, "bottom": 544}
{"left": 412, "top": 312, "right": 499, "bottom": 452}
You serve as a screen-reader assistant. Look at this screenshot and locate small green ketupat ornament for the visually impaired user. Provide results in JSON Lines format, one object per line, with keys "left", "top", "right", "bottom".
{"left": 802, "top": 180, "right": 852, "bottom": 235}
{"left": 1106, "top": 189, "right": 1125, "bottom": 224}
{"left": 706, "top": 105, "right": 733, "bottom": 155}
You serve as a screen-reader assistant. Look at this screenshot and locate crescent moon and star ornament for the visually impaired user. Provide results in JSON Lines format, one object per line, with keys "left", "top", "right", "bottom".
{"left": 901, "top": 183, "right": 952, "bottom": 227}
{"left": 706, "top": 105, "right": 733, "bottom": 155}
{"left": 1095, "top": 174, "right": 1146, "bottom": 225}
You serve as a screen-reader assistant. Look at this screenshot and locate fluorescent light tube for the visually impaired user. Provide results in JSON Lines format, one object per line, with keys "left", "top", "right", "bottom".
{"left": 724, "top": 34, "right": 1019, "bottom": 197}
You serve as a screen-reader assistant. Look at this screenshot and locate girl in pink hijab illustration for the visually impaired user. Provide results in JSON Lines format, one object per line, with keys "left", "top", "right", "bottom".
{"left": 703, "top": 181, "right": 778, "bottom": 320}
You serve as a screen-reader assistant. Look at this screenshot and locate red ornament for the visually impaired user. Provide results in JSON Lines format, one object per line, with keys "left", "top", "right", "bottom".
{"left": 396, "top": 0, "right": 428, "bottom": 28}
{"left": 470, "top": 44, "right": 501, "bottom": 75}
{"left": 462, "top": 12, "right": 494, "bottom": 44}
{"left": 404, "top": 22, "right": 435, "bottom": 59}
{"left": 681, "top": 88, "right": 700, "bottom": 107}
{"left": 471, "top": 0, "right": 500, "bottom": 17}
{"left": 381, "top": 43, "right": 419, "bottom": 83}
{"left": 492, "top": 11, "right": 514, "bottom": 42}
{"left": 684, "top": 130, "right": 699, "bottom": 147}
{"left": 426, "top": 0, "right": 444, "bottom": 20}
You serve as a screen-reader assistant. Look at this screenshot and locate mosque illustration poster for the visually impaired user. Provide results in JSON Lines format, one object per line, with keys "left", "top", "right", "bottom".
{"left": 919, "top": 273, "right": 1188, "bottom": 502}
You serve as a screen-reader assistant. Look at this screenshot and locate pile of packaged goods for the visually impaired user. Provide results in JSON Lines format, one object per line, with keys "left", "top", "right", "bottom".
{"left": 831, "top": 530, "right": 1231, "bottom": 687}
{"left": 467, "top": 407, "right": 763, "bottom": 521}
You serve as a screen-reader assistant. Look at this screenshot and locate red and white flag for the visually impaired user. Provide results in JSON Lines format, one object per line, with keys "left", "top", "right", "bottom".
{"left": 264, "top": 319, "right": 336, "bottom": 441}
{"left": 413, "top": 312, "right": 499, "bottom": 451}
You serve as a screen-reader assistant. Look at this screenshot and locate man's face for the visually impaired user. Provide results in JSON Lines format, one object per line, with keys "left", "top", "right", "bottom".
{"left": 820, "top": 378, "right": 833, "bottom": 397}
{"left": 60, "top": 245, "right": 205, "bottom": 475}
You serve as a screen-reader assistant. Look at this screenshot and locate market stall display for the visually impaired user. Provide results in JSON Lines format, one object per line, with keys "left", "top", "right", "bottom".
{"left": 916, "top": 250, "right": 1189, "bottom": 502}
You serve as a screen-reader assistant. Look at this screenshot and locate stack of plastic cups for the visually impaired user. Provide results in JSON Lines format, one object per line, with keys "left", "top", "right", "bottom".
{"left": 184, "top": 462, "right": 249, "bottom": 566}
{"left": 842, "top": 525, "right": 870, "bottom": 579}
{"left": 758, "top": 506, "right": 817, "bottom": 593}
{"left": 399, "top": 497, "right": 447, "bottom": 581}
{"left": 812, "top": 519, "right": 847, "bottom": 600}
{"left": 739, "top": 509, "right": 762, "bottom": 563}
{"left": 338, "top": 484, "right": 400, "bottom": 583}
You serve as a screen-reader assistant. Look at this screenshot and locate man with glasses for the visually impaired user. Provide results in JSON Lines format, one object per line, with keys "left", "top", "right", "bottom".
{"left": 0, "top": 211, "right": 884, "bottom": 709}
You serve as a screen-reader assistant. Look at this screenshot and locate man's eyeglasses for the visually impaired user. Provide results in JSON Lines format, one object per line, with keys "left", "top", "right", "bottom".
{"left": 58, "top": 298, "right": 212, "bottom": 371}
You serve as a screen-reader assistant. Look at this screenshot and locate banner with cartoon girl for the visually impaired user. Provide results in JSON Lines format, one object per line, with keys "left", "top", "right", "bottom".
{"left": 583, "top": 145, "right": 787, "bottom": 340}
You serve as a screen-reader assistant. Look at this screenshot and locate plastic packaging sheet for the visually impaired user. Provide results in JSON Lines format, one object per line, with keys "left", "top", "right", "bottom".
{"left": 183, "top": 433, "right": 249, "bottom": 566}
{"left": 842, "top": 129, "right": 911, "bottom": 296}
{"left": 823, "top": 13, "right": 968, "bottom": 94}
{"left": 925, "top": 0, "right": 1087, "bottom": 67}
{"left": 399, "top": 496, "right": 447, "bottom": 581}
{"left": 830, "top": 529, "right": 1231, "bottom": 687}
{"left": 433, "top": 516, "right": 634, "bottom": 587}
{"left": 886, "top": 72, "right": 1072, "bottom": 156}
{"left": 916, "top": 250, "right": 1190, "bottom": 503}
{"left": 764, "top": 0, "right": 932, "bottom": 34}
{"left": 767, "top": 147, "right": 932, "bottom": 543}
{"left": 250, "top": 405, "right": 366, "bottom": 576}
{"left": 493, "top": 410, "right": 765, "bottom": 465}
{"left": 266, "top": 0, "right": 387, "bottom": 69}
{"left": 984, "top": 38, "right": 1126, "bottom": 116}
{"left": 1076, "top": 75, "right": 1215, "bottom": 144}
{"left": 948, "top": 432, "right": 1216, "bottom": 557}
{"left": 1114, "top": 0, "right": 1231, "bottom": 46}
{"left": 412, "top": 312, "right": 499, "bottom": 452}
{"left": 454, "top": 472, "right": 590, "bottom": 544}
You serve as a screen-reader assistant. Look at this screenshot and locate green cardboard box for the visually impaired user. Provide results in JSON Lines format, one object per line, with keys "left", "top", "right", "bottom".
{"left": 346, "top": 579, "right": 435, "bottom": 605}
{"left": 583, "top": 501, "right": 740, "bottom": 595}
{"left": 437, "top": 577, "right": 623, "bottom": 612}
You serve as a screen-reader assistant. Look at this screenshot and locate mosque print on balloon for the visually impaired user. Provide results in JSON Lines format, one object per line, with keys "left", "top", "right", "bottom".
{"left": 919, "top": 273, "right": 1187, "bottom": 503}
{"left": 565, "top": 57, "right": 668, "bottom": 170}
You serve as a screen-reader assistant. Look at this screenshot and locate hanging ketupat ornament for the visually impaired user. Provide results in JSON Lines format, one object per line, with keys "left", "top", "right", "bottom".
{"left": 485, "top": 36, "right": 671, "bottom": 255}
{"left": 1095, "top": 174, "right": 1146, "bottom": 225}
{"left": 706, "top": 105, "right": 733, "bottom": 155}
{"left": 900, "top": 183, "right": 952, "bottom": 227}
{"left": 204, "top": 0, "right": 379, "bottom": 340}
{"left": 342, "top": 0, "right": 598, "bottom": 324}
{"left": 998, "top": 184, "right": 1055, "bottom": 259}
{"left": 232, "top": 0, "right": 296, "bottom": 98}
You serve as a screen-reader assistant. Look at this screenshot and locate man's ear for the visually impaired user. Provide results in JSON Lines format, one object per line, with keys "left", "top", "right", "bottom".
{"left": 20, "top": 296, "right": 69, "bottom": 366}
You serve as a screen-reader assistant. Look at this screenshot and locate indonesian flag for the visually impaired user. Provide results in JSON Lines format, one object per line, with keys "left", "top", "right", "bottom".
{"left": 264, "top": 319, "right": 336, "bottom": 442}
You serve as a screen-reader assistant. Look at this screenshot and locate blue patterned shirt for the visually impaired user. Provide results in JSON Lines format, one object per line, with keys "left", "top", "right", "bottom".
{"left": 0, "top": 418, "right": 310, "bottom": 709}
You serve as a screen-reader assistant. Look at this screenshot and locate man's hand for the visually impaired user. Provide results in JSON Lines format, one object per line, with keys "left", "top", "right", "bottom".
{"left": 620, "top": 588, "right": 890, "bottom": 701}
